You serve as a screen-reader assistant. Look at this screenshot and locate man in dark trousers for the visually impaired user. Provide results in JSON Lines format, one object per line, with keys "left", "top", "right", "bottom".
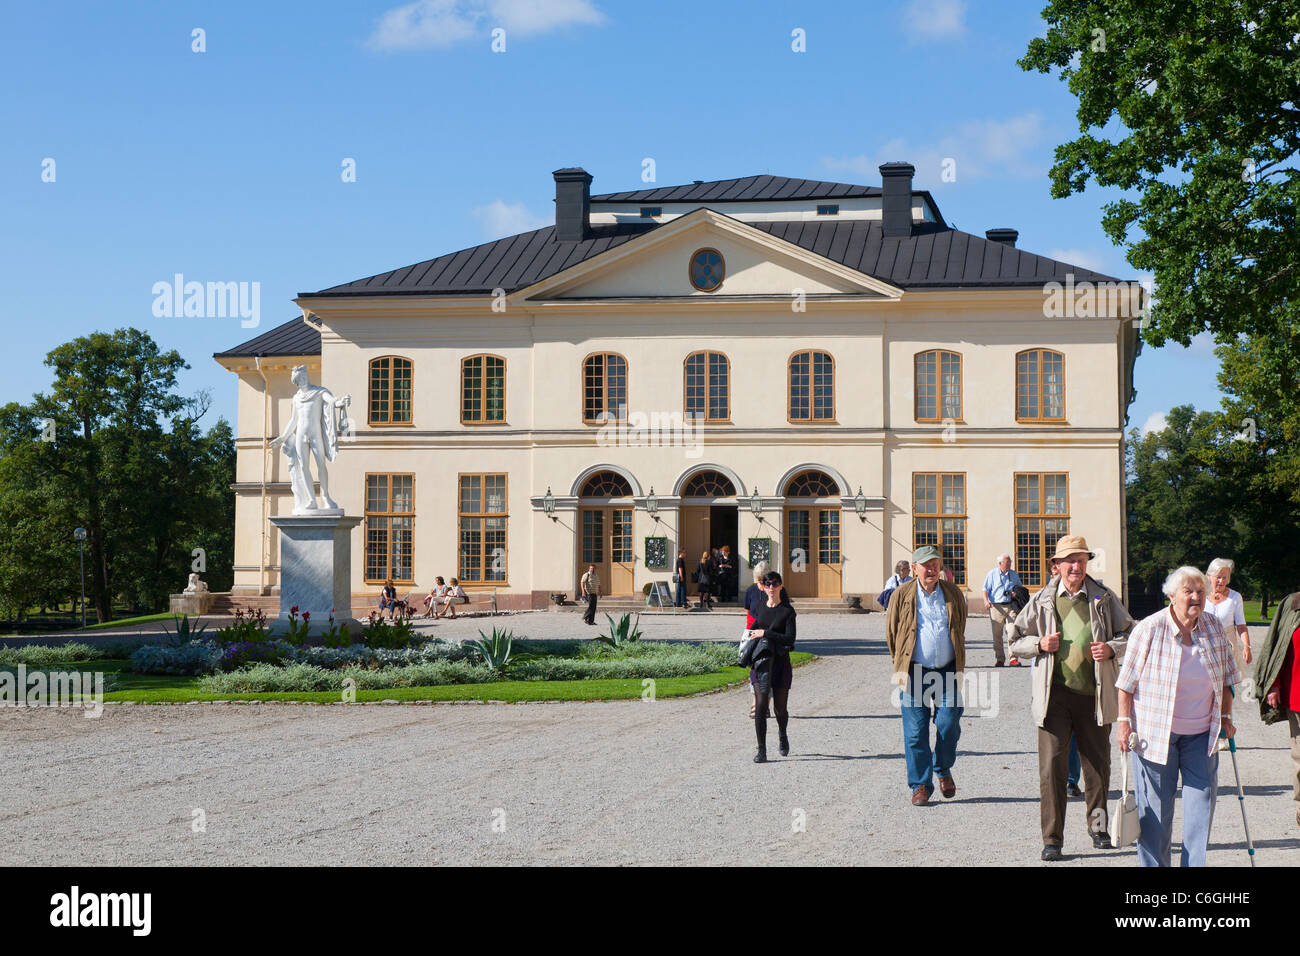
{"left": 580, "top": 564, "right": 600, "bottom": 625}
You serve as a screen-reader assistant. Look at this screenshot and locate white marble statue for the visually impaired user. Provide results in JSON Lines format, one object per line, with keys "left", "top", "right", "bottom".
{"left": 269, "top": 365, "right": 352, "bottom": 515}
{"left": 184, "top": 573, "right": 209, "bottom": 593}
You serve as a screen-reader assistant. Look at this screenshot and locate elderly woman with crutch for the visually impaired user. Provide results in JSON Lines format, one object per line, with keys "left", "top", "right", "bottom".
{"left": 1116, "top": 566, "right": 1241, "bottom": 866}
{"left": 1253, "top": 590, "right": 1300, "bottom": 830}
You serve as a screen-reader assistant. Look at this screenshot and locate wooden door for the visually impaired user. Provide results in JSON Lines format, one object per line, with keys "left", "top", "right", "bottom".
{"left": 785, "top": 508, "right": 813, "bottom": 597}
{"left": 579, "top": 507, "right": 634, "bottom": 596}
{"left": 680, "top": 506, "right": 710, "bottom": 586}
{"left": 784, "top": 507, "right": 842, "bottom": 597}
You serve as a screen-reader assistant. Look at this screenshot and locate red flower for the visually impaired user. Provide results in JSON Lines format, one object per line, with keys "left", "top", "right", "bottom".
{"left": 302, "top": 611, "right": 311, "bottom": 620}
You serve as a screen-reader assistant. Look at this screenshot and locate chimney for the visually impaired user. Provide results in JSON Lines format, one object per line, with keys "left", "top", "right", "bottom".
{"left": 879, "top": 162, "right": 915, "bottom": 237}
{"left": 985, "top": 228, "right": 1019, "bottom": 247}
{"left": 553, "top": 167, "right": 592, "bottom": 242}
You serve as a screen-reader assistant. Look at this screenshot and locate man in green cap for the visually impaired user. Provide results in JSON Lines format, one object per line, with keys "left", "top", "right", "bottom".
{"left": 885, "top": 544, "right": 968, "bottom": 806}
{"left": 1007, "top": 535, "right": 1133, "bottom": 861}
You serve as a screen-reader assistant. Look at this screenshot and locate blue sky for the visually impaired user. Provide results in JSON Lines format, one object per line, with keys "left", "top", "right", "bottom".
{"left": 1, "top": 0, "right": 1214, "bottom": 438}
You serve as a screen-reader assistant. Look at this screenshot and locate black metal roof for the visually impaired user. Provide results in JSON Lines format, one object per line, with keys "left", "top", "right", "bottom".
{"left": 591, "top": 174, "right": 884, "bottom": 203}
{"left": 302, "top": 215, "right": 1121, "bottom": 299}
{"left": 214, "top": 316, "right": 321, "bottom": 359}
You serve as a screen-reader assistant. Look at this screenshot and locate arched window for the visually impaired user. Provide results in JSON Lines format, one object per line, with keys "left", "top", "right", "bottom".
{"left": 1016, "top": 349, "right": 1065, "bottom": 422}
{"left": 788, "top": 350, "right": 834, "bottom": 421}
{"left": 680, "top": 470, "right": 737, "bottom": 497}
{"left": 579, "top": 471, "right": 633, "bottom": 498}
{"left": 583, "top": 353, "right": 628, "bottom": 423}
{"left": 784, "top": 470, "right": 839, "bottom": 498}
{"left": 684, "top": 351, "right": 730, "bottom": 421}
{"left": 461, "top": 354, "right": 506, "bottom": 424}
{"left": 369, "top": 356, "right": 413, "bottom": 425}
{"left": 915, "top": 350, "right": 962, "bottom": 422}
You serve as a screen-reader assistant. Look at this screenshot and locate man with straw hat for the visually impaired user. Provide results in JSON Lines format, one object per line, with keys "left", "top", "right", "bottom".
{"left": 1006, "top": 535, "right": 1135, "bottom": 861}
{"left": 885, "top": 544, "right": 968, "bottom": 806}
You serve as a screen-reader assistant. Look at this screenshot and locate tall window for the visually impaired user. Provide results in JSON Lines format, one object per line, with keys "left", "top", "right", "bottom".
{"left": 459, "top": 474, "right": 508, "bottom": 584}
{"left": 788, "top": 350, "right": 835, "bottom": 421}
{"left": 912, "top": 473, "right": 967, "bottom": 585}
{"left": 461, "top": 354, "right": 506, "bottom": 423}
{"left": 684, "top": 351, "right": 730, "bottom": 421}
{"left": 365, "top": 474, "right": 414, "bottom": 583}
{"left": 1015, "top": 473, "right": 1070, "bottom": 588}
{"left": 915, "top": 350, "right": 962, "bottom": 422}
{"left": 369, "top": 357, "right": 413, "bottom": 424}
{"left": 1016, "top": 349, "right": 1065, "bottom": 422}
{"left": 583, "top": 353, "right": 628, "bottom": 423}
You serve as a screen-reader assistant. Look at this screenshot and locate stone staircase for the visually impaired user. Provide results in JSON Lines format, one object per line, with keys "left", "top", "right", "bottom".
{"left": 208, "top": 593, "right": 280, "bottom": 616}
{"left": 555, "top": 596, "right": 872, "bottom": 615}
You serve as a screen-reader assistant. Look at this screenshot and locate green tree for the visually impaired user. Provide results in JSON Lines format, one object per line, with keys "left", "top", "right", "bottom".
{"left": 0, "top": 329, "right": 235, "bottom": 623}
{"left": 1022, "top": 2, "right": 1300, "bottom": 496}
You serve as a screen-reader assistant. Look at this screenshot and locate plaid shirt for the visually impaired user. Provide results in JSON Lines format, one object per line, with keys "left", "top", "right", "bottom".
{"left": 1116, "top": 607, "right": 1241, "bottom": 764}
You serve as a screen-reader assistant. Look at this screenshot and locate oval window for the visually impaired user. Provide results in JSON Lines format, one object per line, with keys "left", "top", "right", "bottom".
{"left": 689, "top": 248, "right": 724, "bottom": 292}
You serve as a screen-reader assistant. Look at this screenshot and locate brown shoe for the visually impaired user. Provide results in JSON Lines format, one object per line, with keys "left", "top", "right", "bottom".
{"left": 911, "top": 786, "right": 931, "bottom": 806}
{"left": 938, "top": 774, "right": 956, "bottom": 799}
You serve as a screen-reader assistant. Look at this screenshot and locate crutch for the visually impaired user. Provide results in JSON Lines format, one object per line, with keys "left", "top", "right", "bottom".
{"left": 1220, "top": 686, "right": 1256, "bottom": 866}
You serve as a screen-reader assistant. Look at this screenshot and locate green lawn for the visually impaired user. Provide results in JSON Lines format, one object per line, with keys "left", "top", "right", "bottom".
{"left": 1240, "top": 600, "right": 1274, "bottom": 623}
{"left": 79, "top": 612, "right": 178, "bottom": 630}
{"left": 62, "top": 652, "right": 816, "bottom": 704}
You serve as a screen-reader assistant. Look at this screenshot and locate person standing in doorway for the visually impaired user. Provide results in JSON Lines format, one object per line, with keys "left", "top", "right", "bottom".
{"left": 580, "top": 564, "right": 600, "bottom": 625}
{"left": 695, "top": 551, "right": 715, "bottom": 610}
{"left": 983, "top": 553, "right": 1024, "bottom": 667}
{"left": 674, "top": 549, "right": 688, "bottom": 608}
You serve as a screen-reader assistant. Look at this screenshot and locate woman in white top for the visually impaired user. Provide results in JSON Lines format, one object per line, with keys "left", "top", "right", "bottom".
{"left": 437, "top": 578, "right": 468, "bottom": 619}
{"left": 423, "top": 577, "right": 449, "bottom": 617}
{"left": 1206, "top": 558, "right": 1251, "bottom": 694}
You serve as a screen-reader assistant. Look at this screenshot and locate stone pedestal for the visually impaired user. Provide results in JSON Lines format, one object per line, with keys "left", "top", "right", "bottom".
{"left": 269, "top": 514, "right": 363, "bottom": 635}
{"left": 169, "top": 591, "right": 213, "bottom": 616}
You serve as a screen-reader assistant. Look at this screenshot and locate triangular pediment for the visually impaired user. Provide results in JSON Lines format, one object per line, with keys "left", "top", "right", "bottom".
{"left": 515, "top": 209, "right": 902, "bottom": 302}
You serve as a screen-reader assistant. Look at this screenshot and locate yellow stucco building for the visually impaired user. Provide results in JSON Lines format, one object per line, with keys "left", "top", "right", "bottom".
{"left": 215, "top": 163, "right": 1141, "bottom": 611}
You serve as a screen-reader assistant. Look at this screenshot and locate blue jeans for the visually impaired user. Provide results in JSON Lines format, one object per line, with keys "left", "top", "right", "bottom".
{"left": 1133, "top": 731, "right": 1218, "bottom": 867}
{"left": 674, "top": 582, "right": 686, "bottom": 607}
{"left": 899, "top": 663, "right": 962, "bottom": 792}
{"left": 1067, "top": 735, "right": 1080, "bottom": 786}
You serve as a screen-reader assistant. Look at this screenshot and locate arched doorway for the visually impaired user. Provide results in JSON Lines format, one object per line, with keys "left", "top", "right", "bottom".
{"left": 782, "top": 469, "right": 843, "bottom": 598}
{"left": 677, "top": 469, "right": 739, "bottom": 601}
{"left": 577, "top": 471, "right": 635, "bottom": 596}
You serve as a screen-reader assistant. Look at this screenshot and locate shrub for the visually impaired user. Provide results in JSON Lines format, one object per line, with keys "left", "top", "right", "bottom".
{"left": 468, "top": 627, "right": 515, "bottom": 672}
{"left": 286, "top": 640, "right": 472, "bottom": 669}
{"left": 161, "top": 615, "right": 208, "bottom": 648}
{"left": 219, "top": 640, "right": 293, "bottom": 671}
{"left": 596, "top": 612, "right": 642, "bottom": 648}
{"left": 214, "top": 608, "right": 270, "bottom": 645}
{"left": 361, "top": 612, "right": 417, "bottom": 649}
{"left": 130, "top": 641, "right": 223, "bottom": 676}
{"left": 0, "top": 643, "right": 99, "bottom": 667}
{"left": 198, "top": 659, "right": 495, "bottom": 693}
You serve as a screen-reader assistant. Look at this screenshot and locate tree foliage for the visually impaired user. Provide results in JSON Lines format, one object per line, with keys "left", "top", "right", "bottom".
{"left": 0, "top": 329, "right": 234, "bottom": 623}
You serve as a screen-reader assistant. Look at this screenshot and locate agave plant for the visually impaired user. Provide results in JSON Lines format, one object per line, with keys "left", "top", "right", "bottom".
{"left": 470, "top": 627, "right": 515, "bottom": 673}
{"left": 596, "top": 612, "right": 642, "bottom": 648}
{"left": 161, "top": 614, "right": 208, "bottom": 648}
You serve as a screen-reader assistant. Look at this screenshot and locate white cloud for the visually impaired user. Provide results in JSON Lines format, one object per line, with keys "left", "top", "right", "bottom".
{"left": 472, "top": 199, "right": 550, "bottom": 237}
{"left": 1139, "top": 411, "right": 1168, "bottom": 437}
{"left": 902, "top": 0, "right": 967, "bottom": 40}
{"left": 1047, "top": 248, "right": 1110, "bottom": 274}
{"left": 819, "top": 112, "right": 1049, "bottom": 182}
{"left": 366, "top": 0, "right": 604, "bottom": 52}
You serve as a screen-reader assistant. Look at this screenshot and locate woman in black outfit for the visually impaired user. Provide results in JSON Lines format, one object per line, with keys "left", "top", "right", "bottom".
{"left": 695, "top": 550, "right": 715, "bottom": 610}
{"left": 747, "top": 570, "right": 796, "bottom": 762}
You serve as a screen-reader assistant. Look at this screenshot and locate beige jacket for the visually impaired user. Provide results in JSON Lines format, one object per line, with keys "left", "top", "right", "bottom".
{"left": 1006, "top": 575, "right": 1134, "bottom": 727}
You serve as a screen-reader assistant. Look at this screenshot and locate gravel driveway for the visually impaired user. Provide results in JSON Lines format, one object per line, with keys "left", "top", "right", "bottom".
{"left": 3, "top": 613, "right": 1296, "bottom": 866}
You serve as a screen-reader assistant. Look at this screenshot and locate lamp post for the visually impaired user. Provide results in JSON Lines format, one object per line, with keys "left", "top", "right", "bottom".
{"left": 750, "top": 486, "right": 762, "bottom": 521}
{"left": 73, "top": 527, "right": 87, "bottom": 627}
{"left": 646, "top": 486, "right": 658, "bottom": 521}
{"left": 854, "top": 486, "right": 868, "bottom": 521}
{"left": 543, "top": 487, "right": 555, "bottom": 520}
